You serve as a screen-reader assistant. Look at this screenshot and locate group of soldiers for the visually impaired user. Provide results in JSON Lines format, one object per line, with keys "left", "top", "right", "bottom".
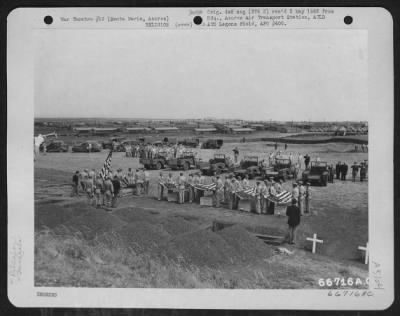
{"left": 157, "top": 172, "right": 312, "bottom": 215}
{"left": 335, "top": 160, "right": 368, "bottom": 182}
{"left": 71, "top": 167, "right": 151, "bottom": 208}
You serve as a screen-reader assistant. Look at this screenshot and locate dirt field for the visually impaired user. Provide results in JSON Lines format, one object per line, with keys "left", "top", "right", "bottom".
{"left": 34, "top": 141, "right": 368, "bottom": 289}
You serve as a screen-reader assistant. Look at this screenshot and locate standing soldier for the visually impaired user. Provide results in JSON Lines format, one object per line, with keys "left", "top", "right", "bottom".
{"left": 158, "top": 172, "right": 165, "bottom": 201}
{"left": 298, "top": 181, "right": 305, "bottom": 215}
{"left": 351, "top": 162, "right": 359, "bottom": 182}
{"left": 242, "top": 175, "right": 250, "bottom": 189}
{"left": 85, "top": 175, "right": 94, "bottom": 206}
{"left": 304, "top": 183, "right": 311, "bottom": 214}
{"left": 144, "top": 169, "right": 150, "bottom": 195}
{"left": 193, "top": 172, "right": 200, "bottom": 202}
{"left": 112, "top": 175, "right": 121, "bottom": 208}
{"left": 360, "top": 162, "right": 367, "bottom": 182}
{"left": 255, "top": 181, "right": 262, "bottom": 214}
{"left": 303, "top": 154, "right": 311, "bottom": 169}
{"left": 178, "top": 172, "right": 186, "bottom": 204}
{"left": 231, "top": 178, "right": 241, "bottom": 210}
{"left": 342, "top": 162, "right": 348, "bottom": 181}
{"left": 223, "top": 176, "right": 231, "bottom": 204}
{"left": 260, "top": 181, "right": 268, "bottom": 214}
{"left": 225, "top": 176, "right": 233, "bottom": 209}
{"left": 80, "top": 169, "right": 88, "bottom": 193}
{"left": 71, "top": 171, "right": 80, "bottom": 197}
{"left": 268, "top": 179, "right": 277, "bottom": 215}
{"left": 233, "top": 147, "right": 239, "bottom": 163}
{"left": 94, "top": 173, "right": 104, "bottom": 208}
{"left": 215, "top": 176, "right": 224, "bottom": 208}
{"left": 187, "top": 174, "right": 194, "bottom": 203}
{"left": 292, "top": 183, "right": 299, "bottom": 204}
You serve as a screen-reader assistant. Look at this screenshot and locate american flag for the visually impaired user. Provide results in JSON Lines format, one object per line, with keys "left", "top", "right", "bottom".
{"left": 99, "top": 150, "right": 112, "bottom": 179}
{"left": 194, "top": 183, "right": 217, "bottom": 191}
{"left": 267, "top": 190, "right": 293, "bottom": 204}
{"left": 235, "top": 187, "right": 257, "bottom": 199}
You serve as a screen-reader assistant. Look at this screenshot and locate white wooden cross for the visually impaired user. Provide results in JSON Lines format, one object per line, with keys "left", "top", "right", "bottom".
{"left": 358, "top": 242, "right": 369, "bottom": 264}
{"left": 306, "top": 233, "right": 323, "bottom": 254}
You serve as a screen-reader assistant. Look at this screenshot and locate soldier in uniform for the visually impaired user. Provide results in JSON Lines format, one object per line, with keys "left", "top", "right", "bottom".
{"left": 144, "top": 169, "right": 150, "bottom": 195}
{"left": 111, "top": 175, "right": 121, "bottom": 208}
{"left": 336, "top": 161, "right": 341, "bottom": 180}
{"left": 260, "top": 181, "right": 268, "bottom": 214}
{"left": 242, "top": 175, "right": 250, "bottom": 189}
{"left": 85, "top": 175, "right": 94, "bottom": 206}
{"left": 231, "top": 178, "right": 241, "bottom": 210}
{"left": 223, "top": 176, "right": 231, "bottom": 205}
{"left": 94, "top": 174, "right": 104, "bottom": 208}
{"left": 103, "top": 177, "right": 114, "bottom": 208}
{"left": 342, "top": 162, "right": 349, "bottom": 180}
{"left": 255, "top": 181, "right": 262, "bottom": 214}
{"left": 305, "top": 182, "right": 311, "bottom": 214}
{"left": 193, "top": 173, "right": 200, "bottom": 202}
{"left": 178, "top": 172, "right": 186, "bottom": 204}
{"left": 187, "top": 174, "right": 194, "bottom": 203}
{"left": 268, "top": 180, "right": 277, "bottom": 215}
{"left": 215, "top": 176, "right": 224, "bottom": 208}
{"left": 351, "top": 162, "right": 359, "bottom": 182}
{"left": 298, "top": 181, "right": 305, "bottom": 215}
{"left": 158, "top": 172, "right": 165, "bottom": 201}
{"left": 360, "top": 162, "right": 367, "bottom": 182}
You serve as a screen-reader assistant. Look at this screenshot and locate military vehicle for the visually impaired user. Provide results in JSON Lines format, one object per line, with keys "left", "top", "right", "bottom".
{"left": 201, "top": 139, "right": 224, "bottom": 149}
{"left": 178, "top": 138, "right": 199, "bottom": 148}
{"left": 40, "top": 140, "right": 69, "bottom": 153}
{"left": 233, "top": 156, "right": 262, "bottom": 179}
{"left": 168, "top": 152, "right": 199, "bottom": 171}
{"left": 72, "top": 141, "right": 102, "bottom": 153}
{"left": 139, "top": 152, "right": 169, "bottom": 170}
{"left": 200, "top": 154, "right": 234, "bottom": 176}
{"left": 102, "top": 137, "right": 126, "bottom": 151}
{"left": 265, "top": 157, "right": 294, "bottom": 181}
{"left": 302, "top": 161, "right": 329, "bottom": 186}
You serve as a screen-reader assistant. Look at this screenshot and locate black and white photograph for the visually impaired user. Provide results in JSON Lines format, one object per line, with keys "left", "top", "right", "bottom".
{"left": 7, "top": 7, "right": 394, "bottom": 309}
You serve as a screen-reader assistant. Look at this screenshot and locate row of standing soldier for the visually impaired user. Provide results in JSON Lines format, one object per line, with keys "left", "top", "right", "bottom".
{"left": 157, "top": 172, "right": 311, "bottom": 215}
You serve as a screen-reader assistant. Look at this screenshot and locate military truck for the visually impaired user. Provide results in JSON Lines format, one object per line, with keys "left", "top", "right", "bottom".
{"left": 168, "top": 152, "right": 199, "bottom": 171}
{"left": 139, "top": 152, "right": 169, "bottom": 170}
{"left": 302, "top": 161, "right": 329, "bottom": 186}
{"left": 201, "top": 139, "right": 223, "bottom": 149}
{"left": 200, "top": 154, "right": 234, "bottom": 176}
{"left": 233, "top": 156, "right": 261, "bottom": 179}
{"left": 265, "top": 157, "right": 294, "bottom": 181}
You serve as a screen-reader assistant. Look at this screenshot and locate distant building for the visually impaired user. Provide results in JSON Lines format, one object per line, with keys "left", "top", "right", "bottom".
{"left": 126, "top": 127, "right": 152, "bottom": 134}
{"left": 92, "top": 127, "right": 119, "bottom": 135}
{"left": 195, "top": 127, "right": 217, "bottom": 134}
{"left": 154, "top": 127, "right": 179, "bottom": 133}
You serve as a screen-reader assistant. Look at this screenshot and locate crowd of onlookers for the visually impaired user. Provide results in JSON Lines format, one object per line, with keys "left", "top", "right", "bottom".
{"left": 125, "top": 143, "right": 195, "bottom": 159}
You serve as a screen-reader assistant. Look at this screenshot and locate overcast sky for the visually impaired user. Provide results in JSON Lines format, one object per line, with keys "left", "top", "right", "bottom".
{"left": 35, "top": 29, "right": 368, "bottom": 121}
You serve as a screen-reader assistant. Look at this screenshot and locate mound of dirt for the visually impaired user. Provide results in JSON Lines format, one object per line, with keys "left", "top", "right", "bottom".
{"left": 35, "top": 201, "right": 90, "bottom": 230}
{"left": 112, "top": 207, "right": 161, "bottom": 224}
{"left": 164, "top": 229, "right": 240, "bottom": 268}
{"left": 160, "top": 216, "right": 199, "bottom": 236}
{"left": 110, "top": 221, "right": 170, "bottom": 254}
{"left": 217, "top": 225, "right": 273, "bottom": 262}
{"left": 55, "top": 208, "right": 125, "bottom": 239}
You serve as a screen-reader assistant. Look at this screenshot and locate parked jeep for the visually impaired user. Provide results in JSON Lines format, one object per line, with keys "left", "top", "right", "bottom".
{"left": 201, "top": 154, "right": 234, "bottom": 176}
{"left": 72, "top": 141, "right": 102, "bottom": 153}
{"left": 40, "top": 140, "right": 69, "bottom": 153}
{"left": 168, "top": 152, "right": 199, "bottom": 171}
{"left": 233, "top": 156, "right": 260, "bottom": 179}
{"left": 265, "top": 158, "right": 294, "bottom": 181}
{"left": 302, "top": 161, "right": 329, "bottom": 186}
{"left": 139, "top": 152, "right": 169, "bottom": 170}
{"left": 201, "top": 139, "right": 223, "bottom": 149}
{"left": 178, "top": 138, "right": 199, "bottom": 148}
